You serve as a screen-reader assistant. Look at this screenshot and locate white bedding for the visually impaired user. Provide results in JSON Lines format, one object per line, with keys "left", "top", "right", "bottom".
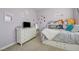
{"left": 42, "top": 28, "right": 79, "bottom": 44}
{"left": 42, "top": 28, "right": 60, "bottom": 40}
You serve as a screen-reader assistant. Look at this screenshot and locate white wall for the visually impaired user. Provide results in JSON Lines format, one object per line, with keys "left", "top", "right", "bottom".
{"left": 73, "top": 8, "right": 79, "bottom": 24}
{"left": 37, "top": 8, "right": 74, "bottom": 30}
{"left": 0, "top": 8, "right": 37, "bottom": 49}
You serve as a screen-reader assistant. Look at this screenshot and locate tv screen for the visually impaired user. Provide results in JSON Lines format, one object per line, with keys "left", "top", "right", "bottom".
{"left": 23, "top": 22, "right": 31, "bottom": 28}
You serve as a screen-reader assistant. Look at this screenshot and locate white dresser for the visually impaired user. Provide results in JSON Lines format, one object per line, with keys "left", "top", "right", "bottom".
{"left": 16, "top": 27, "right": 37, "bottom": 46}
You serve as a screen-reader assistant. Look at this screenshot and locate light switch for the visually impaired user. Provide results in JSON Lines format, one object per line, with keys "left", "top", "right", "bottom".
{"left": 5, "top": 15, "right": 12, "bottom": 22}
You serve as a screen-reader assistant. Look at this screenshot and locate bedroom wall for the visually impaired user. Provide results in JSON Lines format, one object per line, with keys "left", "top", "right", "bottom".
{"left": 37, "top": 8, "right": 74, "bottom": 30}
{"left": 73, "top": 8, "right": 79, "bottom": 24}
{"left": 0, "top": 8, "right": 37, "bottom": 49}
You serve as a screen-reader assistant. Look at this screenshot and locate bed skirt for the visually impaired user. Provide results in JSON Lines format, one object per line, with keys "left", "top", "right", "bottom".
{"left": 42, "top": 40, "right": 79, "bottom": 51}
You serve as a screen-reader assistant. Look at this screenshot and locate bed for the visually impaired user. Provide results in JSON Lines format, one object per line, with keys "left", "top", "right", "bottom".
{"left": 41, "top": 22, "right": 79, "bottom": 51}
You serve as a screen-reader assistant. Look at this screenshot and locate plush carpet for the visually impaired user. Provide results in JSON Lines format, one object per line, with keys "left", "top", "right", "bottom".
{"left": 3, "top": 37, "right": 64, "bottom": 51}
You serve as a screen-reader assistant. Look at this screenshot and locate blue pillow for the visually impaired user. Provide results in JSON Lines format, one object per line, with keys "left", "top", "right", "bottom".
{"left": 66, "top": 24, "right": 73, "bottom": 31}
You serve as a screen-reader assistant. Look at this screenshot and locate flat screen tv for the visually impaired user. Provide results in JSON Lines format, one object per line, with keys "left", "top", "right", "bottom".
{"left": 23, "top": 22, "right": 31, "bottom": 28}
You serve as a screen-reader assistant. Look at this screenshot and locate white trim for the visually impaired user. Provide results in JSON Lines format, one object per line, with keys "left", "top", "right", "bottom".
{"left": 0, "top": 42, "right": 16, "bottom": 51}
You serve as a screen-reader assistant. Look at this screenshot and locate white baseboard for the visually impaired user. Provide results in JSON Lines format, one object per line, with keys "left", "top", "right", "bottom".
{"left": 0, "top": 42, "right": 16, "bottom": 51}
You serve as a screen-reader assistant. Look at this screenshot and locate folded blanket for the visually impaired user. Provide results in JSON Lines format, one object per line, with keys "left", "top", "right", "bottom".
{"left": 42, "top": 28, "right": 60, "bottom": 40}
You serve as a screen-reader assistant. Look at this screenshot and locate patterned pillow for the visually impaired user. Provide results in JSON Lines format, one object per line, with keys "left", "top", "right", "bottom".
{"left": 48, "top": 25, "right": 57, "bottom": 29}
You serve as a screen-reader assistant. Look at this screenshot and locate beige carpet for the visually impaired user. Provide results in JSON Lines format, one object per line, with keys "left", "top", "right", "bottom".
{"left": 3, "top": 37, "right": 64, "bottom": 51}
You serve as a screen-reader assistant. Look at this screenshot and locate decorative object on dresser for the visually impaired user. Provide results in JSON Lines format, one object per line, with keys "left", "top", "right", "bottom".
{"left": 16, "top": 27, "right": 37, "bottom": 46}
